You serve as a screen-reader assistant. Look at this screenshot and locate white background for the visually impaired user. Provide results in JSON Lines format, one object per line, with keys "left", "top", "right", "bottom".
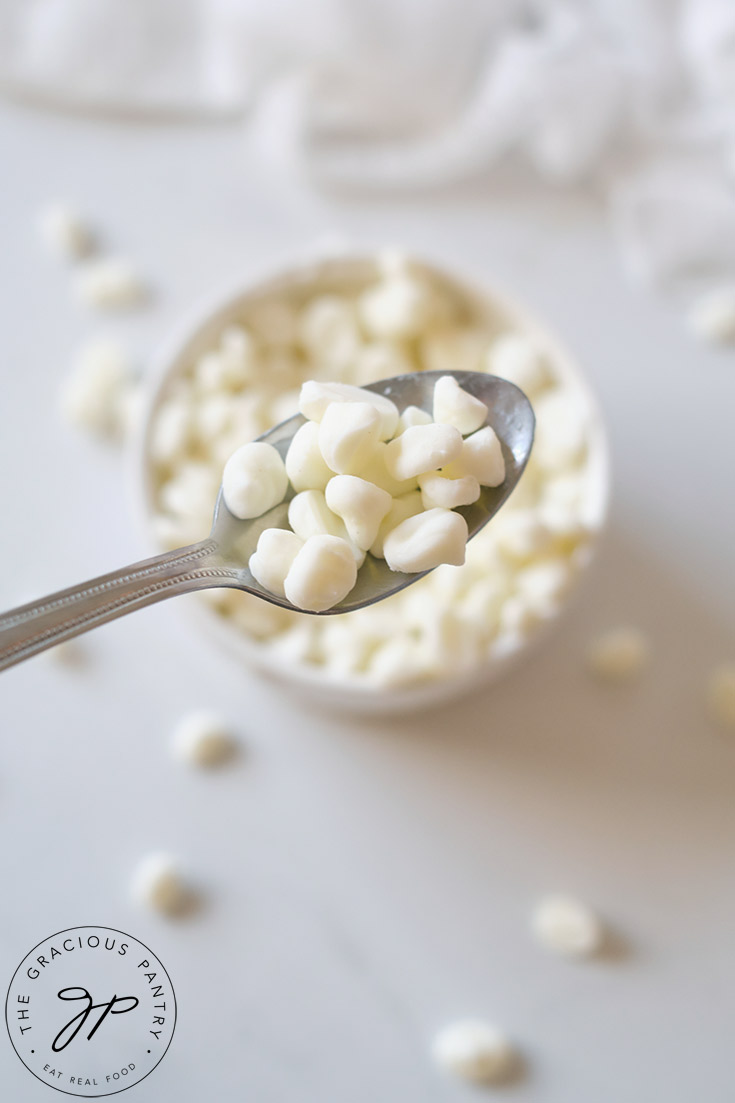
{"left": 1, "top": 98, "right": 734, "bottom": 1102}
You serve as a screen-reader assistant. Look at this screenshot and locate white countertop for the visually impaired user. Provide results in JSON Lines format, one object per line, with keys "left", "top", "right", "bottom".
{"left": 1, "top": 99, "right": 734, "bottom": 1102}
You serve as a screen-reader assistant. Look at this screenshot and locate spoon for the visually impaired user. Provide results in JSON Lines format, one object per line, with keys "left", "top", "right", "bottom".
{"left": 0, "top": 371, "right": 534, "bottom": 672}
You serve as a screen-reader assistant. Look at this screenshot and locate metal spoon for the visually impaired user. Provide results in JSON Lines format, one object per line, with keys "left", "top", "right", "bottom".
{"left": 0, "top": 371, "right": 534, "bottom": 672}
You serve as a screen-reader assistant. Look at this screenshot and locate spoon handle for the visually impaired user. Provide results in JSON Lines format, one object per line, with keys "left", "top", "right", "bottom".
{"left": 0, "top": 541, "right": 239, "bottom": 672}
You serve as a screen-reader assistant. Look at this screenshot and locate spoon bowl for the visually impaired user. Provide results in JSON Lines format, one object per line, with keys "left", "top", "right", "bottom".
{"left": 0, "top": 371, "right": 533, "bottom": 670}
{"left": 211, "top": 370, "right": 534, "bottom": 614}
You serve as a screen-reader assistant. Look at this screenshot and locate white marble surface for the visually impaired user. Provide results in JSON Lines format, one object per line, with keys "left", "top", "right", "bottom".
{"left": 1, "top": 99, "right": 734, "bottom": 1102}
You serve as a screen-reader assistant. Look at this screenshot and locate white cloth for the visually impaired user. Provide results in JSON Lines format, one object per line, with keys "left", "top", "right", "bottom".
{"left": 2, "top": 0, "right": 735, "bottom": 287}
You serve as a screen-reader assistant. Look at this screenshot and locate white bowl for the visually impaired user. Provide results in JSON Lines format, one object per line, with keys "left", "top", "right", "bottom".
{"left": 135, "top": 251, "right": 610, "bottom": 715}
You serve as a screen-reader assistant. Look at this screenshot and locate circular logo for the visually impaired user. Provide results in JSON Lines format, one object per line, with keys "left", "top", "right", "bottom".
{"left": 5, "top": 926, "right": 176, "bottom": 1097}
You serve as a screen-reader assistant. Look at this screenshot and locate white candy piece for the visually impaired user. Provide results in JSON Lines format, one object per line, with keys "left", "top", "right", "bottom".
{"left": 357, "top": 442, "right": 419, "bottom": 497}
{"left": 352, "top": 341, "right": 413, "bottom": 385}
{"left": 420, "top": 328, "right": 486, "bottom": 375}
{"left": 150, "top": 400, "right": 194, "bottom": 464}
{"left": 285, "top": 421, "right": 333, "bottom": 492}
{"left": 459, "top": 576, "right": 508, "bottom": 626}
{"left": 433, "top": 1020, "right": 516, "bottom": 1085}
{"left": 249, "top": 528, "right": 304, "bottom": 597}
{"left": 515, "top": 560, "right": 571, "bottom": 613}
{"left": 369, "top": 491, "right": 424, "bottom": 558}
{"left": 432, "top": 375, "right": 488, "bottom": 435}
{"left": 197, "top": 329, "right": 256, "bottom": 391}
{"left": 318, "top": 401, "right": 381, "bottom": 475}
{"left": 325, "top": 476, "right": 392, "bottom": 551}
{"left": 37, "top": 202, "right": 95, "bottom": 260}
{"left": 706, "top": 664, "right": 735, "bottom": 728}
{"left": 195, "top": 352, "right": 228, "bottom": 395}
{"left": 542, "top": 471, "right": 588, "bottom": 513}
{"left": 46, "top": 639, "right": 86, "bottom": 666}
{"left": 60, "top": 339, "right": 137, "bottom": 441}
{"left": 394, "top": 405, "right": 433, "bottom": 435}
{"left": 220, "top": 322, "right": 256, "bottom": 361}
{"left": 130, "top": 853, "right": 193, "bottom": 917}
{"left": 498, "top": 594, "right": 542, "bottom": 637}
{"left": 288, "top": 491, "right": 365, "bottom": 566}
{"left": 531, "top": 894, "right": 603, "bottom": 958}
{"left": 586, "top": 627, "right": 650, "bottom": 682}
{"left": 195, "top": 349, "right": 238, "bottom": 398}
{"left": 159, "top": 461, "right": 220, "bottom": 523}
{"left": 537, "top": 506, "right": 589, "bottom": 550}
{"left": 170, "top": 710, "right": 238, "bottom": 767}
{"left": 288, "top": 489, "right": 344, "bottom": 541}
{"left": 384, "top": 508, "right": 468, "bottom": 573}
{"left": 229, "top": 591, "right": 291, "bottom": 639}
{"left": 422, "top": 605, "right": 485, "bottom": 671}
{"left": 73, "top": 258, "right": 146, "bottom": 310}
{"left": 366, "top": 635, "right": 439, "bottom": 687}
{"left": 222, "top": 442, "right": 288, "bottom": 520}
{"left": 298, "top": 295, "right": 361, "bottom": 372}
{"left": 223, "top": 394, "right": 269, "bottom": 450}
{"left": 385, "top": 423, "right": 463, "bottom": 481}
{"left": 687, "top": 287, "right": 735, "bottom": 345}
{"left": 494, "top": 511, "right": 553, "bottom": 562}
{"left": 299, "top": 380, "right": 399, "bottom": 440}
{"left": 487, "top": 333, "right": 549, "bottom": 394}
{"left": 418, "top": 471, "right": 480, "bottom": 510}
{"left": 358, "top": 274, "right": 434, "bottom": 340}
{"left": 533, "top": 391, "right": 587, "bottom": 471}
{"left": 318, "top": 619, "right": 377, "bottom": 679}
{"left": 195, "top": 394, "right": 232, "bottom": 445}
{"left": 445, "top": 425, "right": 505, "bottom": 487}
{"left": 284, "top": 535, "right": 358, "bottom": 612}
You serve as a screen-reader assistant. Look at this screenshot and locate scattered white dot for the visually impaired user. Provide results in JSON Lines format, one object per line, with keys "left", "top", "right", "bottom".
{"left": 73, "top": 258, "right": 147, "bottom": 311}
{"left": 707, "top": 664, "right": 735, "bottom": 728}
{"left": 432, "top": 1020, "right": 517, "bottom": 1085}
{"left": 586, "top": 627, "right": 649, "bottom": 682}
{"left": 687, "top": 287, "right": 735, "bottom": 346}
{"left": 130, "top": 853, "right": 195, "bottom": 917}
{"left": 531, "top": 894, "right": 603, "bottom": 958}
{"left": 59, "top": 339, "right": 138, "bottom": 441}
{"left": 45, "top": 639, "right": 86, "bottom": 666}
{"left": 37, "top": 202, "right": 95, "bottom": 261}
{"left": 170, "top": 711, "right": 238, "bottom": 767}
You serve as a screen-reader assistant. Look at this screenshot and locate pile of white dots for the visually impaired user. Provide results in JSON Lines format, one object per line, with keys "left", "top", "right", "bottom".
{"left": 224, "top": 376, "right": 506, "bottom": 611}
{"left": 148, "top": 255, "right": 600, "bottom": 689}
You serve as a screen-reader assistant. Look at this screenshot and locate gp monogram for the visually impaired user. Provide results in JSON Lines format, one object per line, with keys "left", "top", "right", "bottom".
{"left": 5, "top": 927, "right": 176, "bottom": 1097}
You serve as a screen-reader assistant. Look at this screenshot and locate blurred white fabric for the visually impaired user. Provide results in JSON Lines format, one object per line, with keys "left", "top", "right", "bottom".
{"left": 2, "top": 0, "right": 735, "bottom": 287}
